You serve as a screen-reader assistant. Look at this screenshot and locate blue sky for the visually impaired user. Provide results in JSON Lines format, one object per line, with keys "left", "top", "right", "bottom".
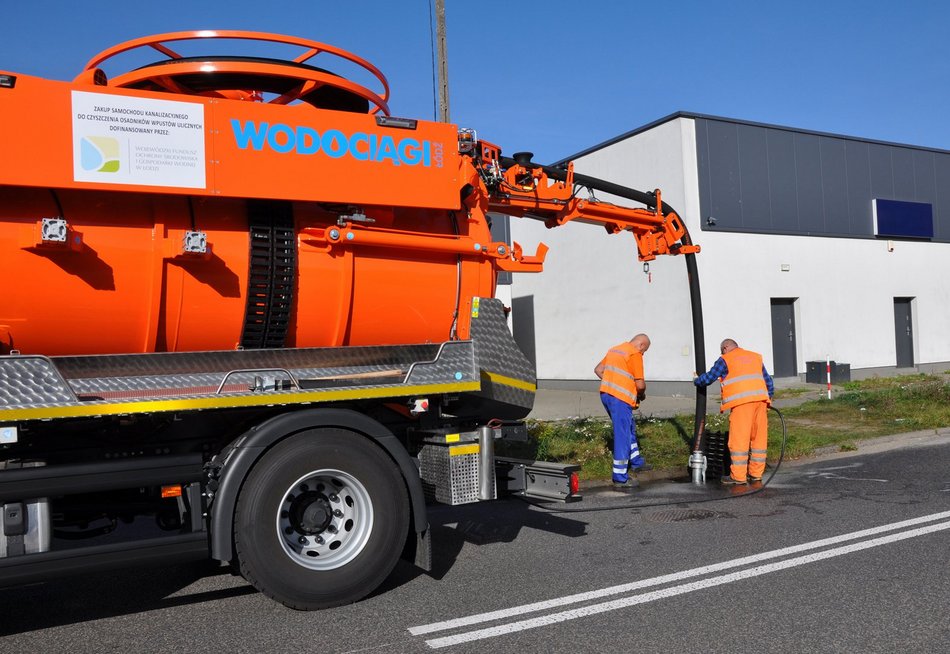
{"left": 4, "top": 1, "right": 949, "bottom": 163}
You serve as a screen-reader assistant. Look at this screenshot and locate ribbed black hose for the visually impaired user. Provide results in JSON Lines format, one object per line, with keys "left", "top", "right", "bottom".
{"left": 499, "top": 155, "right": 707, "bottom": 451}
{"left": 515, "top": 407, "right": 788, "bottom": 513}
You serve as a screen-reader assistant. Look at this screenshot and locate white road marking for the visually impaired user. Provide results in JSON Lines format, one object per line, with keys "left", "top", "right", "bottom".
{"left": 424, "top": 520, "right": 950, "bottom": 648}
{"left": 408, "top": 509, "right": 950, "bottom": 637}
{"left": 804, "top": 471, "right": 889, "bottom": 482}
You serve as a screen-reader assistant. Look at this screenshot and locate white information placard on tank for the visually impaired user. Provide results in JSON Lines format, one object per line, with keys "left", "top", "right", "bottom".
{"left": 71, "top": 91, "right": 206, "bottom": 188}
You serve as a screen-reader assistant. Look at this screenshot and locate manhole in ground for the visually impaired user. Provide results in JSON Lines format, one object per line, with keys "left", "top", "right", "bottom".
{"left": 644, "top": 509, "right": 733, "bottom": 523}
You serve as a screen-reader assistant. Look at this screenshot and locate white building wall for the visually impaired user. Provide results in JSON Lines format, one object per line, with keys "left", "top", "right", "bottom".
{"left": 510, "top": 116, "right": 950, "bottom": 382}
{"left": 508, "top": 118, "right": 697, "bottom": 382}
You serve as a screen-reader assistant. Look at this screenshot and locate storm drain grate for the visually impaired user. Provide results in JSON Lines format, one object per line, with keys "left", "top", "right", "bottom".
{"left": 644, "top": 509, "right": 733, "bottom": 523}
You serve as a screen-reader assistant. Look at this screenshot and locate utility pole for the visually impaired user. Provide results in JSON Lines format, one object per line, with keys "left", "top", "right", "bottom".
{"left": 435, "top": 0, "right": 450, "bottom": 123}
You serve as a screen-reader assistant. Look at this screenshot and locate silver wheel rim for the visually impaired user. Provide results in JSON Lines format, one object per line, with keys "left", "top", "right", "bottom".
{"left": 276, "top": 468, "right": 374, "bottom": 570}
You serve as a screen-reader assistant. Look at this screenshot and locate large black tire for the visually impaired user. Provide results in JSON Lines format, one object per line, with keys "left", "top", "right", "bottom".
{"left": 234, "top": 428, "right": 409, "bottom": 609}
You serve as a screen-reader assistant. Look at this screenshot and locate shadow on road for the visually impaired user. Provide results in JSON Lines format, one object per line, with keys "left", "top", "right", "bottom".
{"left": 367, "top": 496, "right": 589, "bottom": 601}
{"left": 0, "top": 561, "right": 254, "bottom": 636}
{"left": 0, "top": 498, "right": 590, "bottom": 631}
{"left": 427, "top": 497, "right": 587, "bottom": 578}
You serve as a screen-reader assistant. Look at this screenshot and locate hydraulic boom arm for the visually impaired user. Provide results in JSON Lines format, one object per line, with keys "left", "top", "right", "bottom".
{"left": 467, "top": 145, "right": 700, "bottom": 263}
{"left": 461, "top": 141, "right": 708, "bottom": 462}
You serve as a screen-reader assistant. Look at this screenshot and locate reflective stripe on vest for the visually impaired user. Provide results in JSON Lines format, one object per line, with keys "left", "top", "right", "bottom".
{"left": 599, "top": 342, "right": 640, "bottom": 407}
{"left": 720, "top": 348, "right": 769, "bottom": 411}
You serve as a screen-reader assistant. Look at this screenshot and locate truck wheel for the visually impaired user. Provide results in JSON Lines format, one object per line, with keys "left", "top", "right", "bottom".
{"left": 234, "top": 428, "right": 409, "bottom": 609}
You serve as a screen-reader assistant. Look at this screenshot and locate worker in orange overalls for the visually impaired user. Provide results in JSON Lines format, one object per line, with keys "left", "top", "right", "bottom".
{"left": 693, "top": 339, "right": 774, "bottom": 485}
{"left": 594, "top": 333, "right": 651, "bottom": 490}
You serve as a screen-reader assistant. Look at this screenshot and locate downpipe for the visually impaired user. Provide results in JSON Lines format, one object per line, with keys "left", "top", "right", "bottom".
{"left": 477, "top": 424, "right": 495, "bottom": 501}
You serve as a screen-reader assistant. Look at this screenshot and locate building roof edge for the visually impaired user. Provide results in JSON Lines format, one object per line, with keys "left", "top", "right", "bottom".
{"left": 553, "top": 111, "right": 950, "bottom": 166}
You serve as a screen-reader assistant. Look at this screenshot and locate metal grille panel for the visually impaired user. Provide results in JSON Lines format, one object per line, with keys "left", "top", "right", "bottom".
{"left": 419, "top": 444, "right": 491, "bottom": 505}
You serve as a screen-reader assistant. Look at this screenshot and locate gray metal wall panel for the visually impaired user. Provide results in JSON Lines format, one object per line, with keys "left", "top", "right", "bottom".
{"left": 935, "top": 154, "right": 950, "bottom": 240}
{"left": 891, "top": 148, "right": 916, "bottom": 200}
{"left": 794, "top": 133, "right": 825, "bottom": 233}
{"left": 819, "top": 138, "right": 851, "bottom": 235}
{"left": 705, "top": 120, "right": 742, "bottom": 226}
{"left": 736, "top": 125, "right": 772, "bottom": 230}
{"left": 868, "top": 143, "right": 895, "bottom": 200}
{"left": 766, "top": 128, "right": 799, "bottom": 231}
{"left": 695, "top": 116, "right": 947, "bottom": 241}
{"left": 844, "top": 140, "right": 872, "bottom": 234}
{"left": 913, "top": 150, "right": 937, "bottom": 204}
{"left": 695, "top": 119, "right": 713, "bottom": 229}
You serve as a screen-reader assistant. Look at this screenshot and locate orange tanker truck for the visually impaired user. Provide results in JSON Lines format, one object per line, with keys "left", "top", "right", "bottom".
{"left": 0, "top": 31, "right": 705, "bottom": 608}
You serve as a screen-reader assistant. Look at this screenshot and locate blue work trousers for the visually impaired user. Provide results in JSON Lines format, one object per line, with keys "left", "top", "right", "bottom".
{"left": 601, "top": 392, "right": 645, "bottom": 483}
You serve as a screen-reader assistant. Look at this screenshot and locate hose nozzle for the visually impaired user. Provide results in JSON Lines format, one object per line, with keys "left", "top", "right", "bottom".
{"left": 688, "top": 450, "right": 707, "bottom": 485}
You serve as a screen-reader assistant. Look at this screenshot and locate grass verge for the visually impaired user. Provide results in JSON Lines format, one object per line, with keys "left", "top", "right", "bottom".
{"left": 497, "top": 373, "right": 950, "bottom": 480}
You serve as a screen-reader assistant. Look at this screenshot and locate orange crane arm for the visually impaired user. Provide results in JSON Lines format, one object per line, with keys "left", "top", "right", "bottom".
{"left": 467, "top": 145, "right": 700, "bottom": 263}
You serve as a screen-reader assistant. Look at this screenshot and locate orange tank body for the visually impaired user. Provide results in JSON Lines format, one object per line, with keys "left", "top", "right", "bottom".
{"left": 0, "top": 32, "right": 499, "bottom": 356}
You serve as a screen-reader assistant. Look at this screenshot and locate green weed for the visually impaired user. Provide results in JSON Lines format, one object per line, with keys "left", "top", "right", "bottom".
{"left": 506, "top": 374, "right": 950, "bottom": 480}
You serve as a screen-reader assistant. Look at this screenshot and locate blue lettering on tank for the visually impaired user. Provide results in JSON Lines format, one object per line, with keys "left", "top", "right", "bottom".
{"left": 375, "top": 135, "right": 399, "bottom": 166}
{"left": 230, "top": 119, "right": 268, "bottom": 150}
{"left": 267, "top": 124, "right": 296, "bottom": 154}
{"left": 322, "top": 129, "right": 348, "bottom": 158}
{"left": 296, "top": 127, "right": 320, "bottom": 155}
{"left": 400, "top": 138, "right": 420, "bottom": 165}
{"left": 349, "top": 133, "right": 370, "bottom": 161}
{"left": 229, "top": 119, "right": 440, "bottom": 167}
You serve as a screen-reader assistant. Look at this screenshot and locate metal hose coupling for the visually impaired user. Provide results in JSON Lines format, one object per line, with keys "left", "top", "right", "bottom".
{"left": 688, "top": 450, "right": 707, "bottom": 485}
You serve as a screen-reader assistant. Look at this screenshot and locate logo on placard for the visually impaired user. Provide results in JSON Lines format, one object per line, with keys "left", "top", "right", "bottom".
{"left": 80, "top": 136, "right": 120, "bottom": 173}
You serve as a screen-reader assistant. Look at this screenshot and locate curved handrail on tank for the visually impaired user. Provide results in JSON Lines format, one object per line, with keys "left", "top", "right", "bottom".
{"left": 215, "top": 368, "right": 302, "bottom": 394}
{"left": 75, "top": 30, "right": 391, "bottom": 115}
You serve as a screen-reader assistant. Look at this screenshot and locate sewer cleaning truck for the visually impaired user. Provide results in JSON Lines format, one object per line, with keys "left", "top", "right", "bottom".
{"left": 0, "top": 30, "right": 703, "bottom": 608}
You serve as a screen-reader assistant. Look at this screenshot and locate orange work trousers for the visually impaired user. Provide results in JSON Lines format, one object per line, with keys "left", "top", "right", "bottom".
{"left": 727, "top": 401, "right": 769, "bottom": 482}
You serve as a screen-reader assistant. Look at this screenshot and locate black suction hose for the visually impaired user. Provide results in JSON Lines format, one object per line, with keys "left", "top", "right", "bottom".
{"left": 498, "top": 155, "right": 708, "bottom": 451}
{"left": 516, "top": 406, "right": 788, "bottom": 513}
{"left": 683, "top": 247, "right": 707, "bottom": 452}
{"left": 495, "top": 155, "right": 771, "bottom": 511}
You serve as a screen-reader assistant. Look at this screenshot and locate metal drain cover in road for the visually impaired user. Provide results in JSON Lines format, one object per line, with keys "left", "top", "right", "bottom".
{"left": 645, "top": 508, "right": 733, "bottom": 523}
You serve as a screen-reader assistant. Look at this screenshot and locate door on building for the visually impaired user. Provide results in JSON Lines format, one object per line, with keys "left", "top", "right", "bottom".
{"left": 770, "top": 298, "right": 798, "bottom": 377}
{"left": 893, "top": 297, "right": 914, "bottom": 368}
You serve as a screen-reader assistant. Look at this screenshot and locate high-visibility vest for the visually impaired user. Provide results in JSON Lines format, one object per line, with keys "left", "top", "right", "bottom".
{"left": 599, "top": 342, "right": 641, "bottom": 407}
{"left": 720, "top": 348, "right": 769, "bottom": 411}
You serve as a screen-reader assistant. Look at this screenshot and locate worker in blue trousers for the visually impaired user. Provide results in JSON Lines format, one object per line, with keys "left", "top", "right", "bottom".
{"left": 594, "top": 333, "right": 652, "bottom": 491}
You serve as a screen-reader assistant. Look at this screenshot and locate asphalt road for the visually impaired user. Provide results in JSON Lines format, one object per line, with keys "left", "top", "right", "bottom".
{"left": 2, "top": 435, "right": 949, "bottom": 653}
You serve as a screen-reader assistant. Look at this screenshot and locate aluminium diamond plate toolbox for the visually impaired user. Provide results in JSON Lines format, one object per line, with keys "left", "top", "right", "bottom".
{"left": 414, "top": 429, "right": 495, "bottom": 505}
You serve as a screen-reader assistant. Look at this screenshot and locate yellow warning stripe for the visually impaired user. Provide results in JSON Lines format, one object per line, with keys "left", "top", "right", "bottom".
{"left": 449, "top": 443, "right": 480, "bottom": 456}
{"left": 0, "top": 381, "right": 481, "bottom": 422}
{"left": 480, "top": 370, "right": 537, "bottom": 393}
{"left": 445, "top": 433, "right": 461, "bottom": 443}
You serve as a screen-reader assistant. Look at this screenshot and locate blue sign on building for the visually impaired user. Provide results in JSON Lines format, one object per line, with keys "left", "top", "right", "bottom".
{"left": 873, "top": 199, "right": 934, "bottom": 239}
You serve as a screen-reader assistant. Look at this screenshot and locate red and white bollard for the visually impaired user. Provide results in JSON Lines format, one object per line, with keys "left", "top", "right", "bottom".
{"left": 826, "top": 356, "right": 832, "bottom": 400}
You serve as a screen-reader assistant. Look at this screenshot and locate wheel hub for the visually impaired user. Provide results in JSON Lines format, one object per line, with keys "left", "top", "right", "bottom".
{"left": 289, "top": 491, "right": 332, "bottom": 534}
{"left": 276, "top": 470, "right": 374, "bottom": 571}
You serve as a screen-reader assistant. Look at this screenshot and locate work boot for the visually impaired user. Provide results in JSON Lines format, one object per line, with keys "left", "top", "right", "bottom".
{"left": 720, "top": 475, "right": 747, "bottom": 486}
{"left": 630, "top": 462, "right": 653, "bottom": 473}
{"left": 748, "top": 475, "right": 763, "bottom": 482}
{"left": 611, "top": 478, "right": 640, "bottom": 493}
